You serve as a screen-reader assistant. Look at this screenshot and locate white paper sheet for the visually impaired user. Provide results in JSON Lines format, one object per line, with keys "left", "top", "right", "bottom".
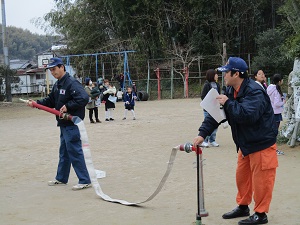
{"left": 95, "top": 170, "right": 106, "bottom": 179}
{"left": 200, "top": 89, "right": 228, "bottom": 128}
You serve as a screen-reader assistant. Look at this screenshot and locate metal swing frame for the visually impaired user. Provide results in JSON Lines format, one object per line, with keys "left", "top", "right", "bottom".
{"left": 61, "top": 50, "right": 135, "bottom": 90}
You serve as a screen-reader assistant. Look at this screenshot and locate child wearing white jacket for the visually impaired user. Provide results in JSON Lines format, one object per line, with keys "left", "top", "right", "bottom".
{"left": 102, "top": 79, "right": 117, "bottom": 121}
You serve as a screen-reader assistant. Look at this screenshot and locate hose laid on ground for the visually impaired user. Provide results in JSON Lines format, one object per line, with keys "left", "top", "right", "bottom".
{"left": 20, "top": 99, "right": 178, "bottom": 205}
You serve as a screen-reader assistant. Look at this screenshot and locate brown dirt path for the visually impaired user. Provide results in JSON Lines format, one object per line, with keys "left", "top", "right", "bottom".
{"left": 0, "top": 99, "right": 299, "bottom": 225}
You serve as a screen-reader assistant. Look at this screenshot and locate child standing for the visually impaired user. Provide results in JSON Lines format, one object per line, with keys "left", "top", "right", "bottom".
{"left": 253, "top": 70, "right": 268, "bottom": 90}
{"left": 92, "top": 82, "right": 101, "bottom": 108}
{"left": 84, "top": 78, "right": 101, "bottom": 123}
{"left": 267, "top": 74, "right": 286, "bottom": 155}
{"left": 102, "top": 79, "right": 117, "bottom": 121}
{"left": 122, "top": 87, "right": 137, "bottom": 120}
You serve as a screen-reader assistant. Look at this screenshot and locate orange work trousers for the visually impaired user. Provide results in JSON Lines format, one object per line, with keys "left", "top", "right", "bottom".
{"left": 235, "top": 144, "right": 278, "bottom": 213}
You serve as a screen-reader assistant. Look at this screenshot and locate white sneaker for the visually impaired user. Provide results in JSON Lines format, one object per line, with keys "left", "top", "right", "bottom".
{"left": 200, "top": 142, "right": 209, "bottom": 148}
{"left": 72, "top": 183, "right": 92, "bottom": 191}
{"left": 209, "top": 141, "right": 220, "bottom": 147}
{"left": 276, "top": 149, "right": 284, "bottom": 156}
{"left": 48, "top": 180, "right": 67, "bottom": 186}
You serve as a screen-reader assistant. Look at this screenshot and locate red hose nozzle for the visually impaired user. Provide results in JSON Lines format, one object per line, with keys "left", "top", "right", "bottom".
{"left": 178, "top": 142, "right": 202, "bottom": 154}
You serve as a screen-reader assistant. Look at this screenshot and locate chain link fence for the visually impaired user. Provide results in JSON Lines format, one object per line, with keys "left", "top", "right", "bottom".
{"left": 2, "top": 53, "right": 261, "bottom": 101}
{"left": 109, "top": 55, "right": 224, "bottom": 100}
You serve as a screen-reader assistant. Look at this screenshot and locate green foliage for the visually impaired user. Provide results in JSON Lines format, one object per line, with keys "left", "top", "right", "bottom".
{"left": 277, "top": 132, "right": 290, "bottom": 145}
{"left": 0, "top": 65, "right": 16, "bottom": 79}
{"left": 281, "top": 34, "right": 300, "bottom": 59}
{"left": 252, "top": 29, "right": 293, "bottom": 75}
{"left": 42, "top": 1, "right": 276, "bottom": 58}
{"left": 278, "top": 0, "right": 300, "bottom": 59}
{"left": 0, "top": 25, "right": 59, "bottom": 60}
{"left": 4, "top": 0, "right": 296, "bottom": 74}
{"left": 0, "top": 65, "right": 17, "bottom": 101}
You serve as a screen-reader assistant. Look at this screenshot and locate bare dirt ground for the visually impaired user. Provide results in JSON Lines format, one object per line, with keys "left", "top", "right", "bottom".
{"left": 0, "top": 98, "right": 299, "bottom": 225}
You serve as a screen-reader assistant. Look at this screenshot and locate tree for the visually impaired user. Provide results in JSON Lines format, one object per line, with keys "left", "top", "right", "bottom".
{"left": 40, "top": 0, "right": 294, "bottom": 77}
{"left": 0, "top": 65, "right": 16, "bottom": 101}
{"left": 278, "top": 0, "right": 300, "bottom": 59}
{"left": 252, "top": 29, "right": 293, "bottom": 75}
{"left": 0, "top": 25, "right": 58, "bottom": 60}
{"left": 169, "top": 44, "right": 198, "bottom": 98}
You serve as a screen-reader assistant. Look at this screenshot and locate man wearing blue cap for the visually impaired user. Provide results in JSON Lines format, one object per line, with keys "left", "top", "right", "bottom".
{"left": 28, "top": 57, "right": 92, "bottom": 191}
{"left": 193, "top": 57, "right": 278, "bottom": 224}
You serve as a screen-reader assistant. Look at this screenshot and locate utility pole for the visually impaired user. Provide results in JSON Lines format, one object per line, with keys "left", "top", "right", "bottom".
{"left": 221, "top": 43, "right": 227, "bottom": 91}
{"left": 1, "top": 0, "right": 8, "bottom": 66}
{"left": 1, "top": 0, "right": 12, "bottom": 102}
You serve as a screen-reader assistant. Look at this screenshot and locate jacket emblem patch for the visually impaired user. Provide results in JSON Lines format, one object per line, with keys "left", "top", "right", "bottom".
{"left": 60, "top": 89, "right": 66, "bottom": 95}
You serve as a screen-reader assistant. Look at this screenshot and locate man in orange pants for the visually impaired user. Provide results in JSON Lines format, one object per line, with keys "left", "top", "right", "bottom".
{"left": 193, "top": 57, "right": 278, "bottom": 225}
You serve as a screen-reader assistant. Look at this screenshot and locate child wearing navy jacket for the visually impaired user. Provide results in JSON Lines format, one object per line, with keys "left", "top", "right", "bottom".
{"left": 122, "top": 87, "right": 137, "bottom": 120}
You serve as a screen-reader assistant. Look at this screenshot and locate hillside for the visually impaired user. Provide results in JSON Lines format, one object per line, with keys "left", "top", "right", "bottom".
{"left": 0, "top": 25, "right": 60, "bottom": 62}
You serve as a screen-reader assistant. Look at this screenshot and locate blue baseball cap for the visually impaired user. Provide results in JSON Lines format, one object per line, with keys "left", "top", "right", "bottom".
{"left": 46, "top": 57, "right": 64, "bottom": 69}
{"left": 217, "top": 57, "right": 248, "bottom": 72}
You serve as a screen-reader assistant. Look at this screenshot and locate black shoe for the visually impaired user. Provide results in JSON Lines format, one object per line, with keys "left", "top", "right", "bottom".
{"left": 109, "top": 118, "right": 114, "bottom": 121}
{"left": 96, "top": 119, "right": 101, "bottom": 123}
{"left": 222, "top": 206, "right": 250, "bottom": 219}
{"left": 90, "top": 120, "right": 95, "bottom": 123}
{"left": 238, "top": 213, "right": 268, "bottom": 224}
{"left": 105, "top": 119, "right": 109, "bottom": 121}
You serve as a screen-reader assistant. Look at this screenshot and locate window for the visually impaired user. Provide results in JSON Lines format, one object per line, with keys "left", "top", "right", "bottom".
{"left": 36, "top": 74, "right": 45, "bottom": 79}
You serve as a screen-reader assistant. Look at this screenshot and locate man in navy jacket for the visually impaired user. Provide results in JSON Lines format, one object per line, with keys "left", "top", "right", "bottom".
{"left": 29, "top": 58, "right": 91, "bottom": 191}
{"left": 193, "top": 57, "right": 278, "bottom": 225}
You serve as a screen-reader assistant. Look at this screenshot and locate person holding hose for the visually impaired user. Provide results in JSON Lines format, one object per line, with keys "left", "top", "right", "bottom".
{"left": 27, "top": 58, "right": 92, "bottom": 191}
{"left": 193, "top": 57, "right": 278, "bottom": 225}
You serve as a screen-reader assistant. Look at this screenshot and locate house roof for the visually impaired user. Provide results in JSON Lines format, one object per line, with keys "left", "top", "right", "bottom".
{"left": 24, "top": 68, "right": 45, "bottom": 74}
{"left": 15, "top": 67, "right": 45, "bottom": 76}
{"left": 10, "top": 60, "right": 32, "bottom": 70}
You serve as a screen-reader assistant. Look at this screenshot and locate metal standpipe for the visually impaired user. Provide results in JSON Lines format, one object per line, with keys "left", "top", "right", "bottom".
{"left": 178, "top": 143, "right": 208, "bottom": 225}
{"left": 196, "top": 145, "right": 209, "bottom": 225}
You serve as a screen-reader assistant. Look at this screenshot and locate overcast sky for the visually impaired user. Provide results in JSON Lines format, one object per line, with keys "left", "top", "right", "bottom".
{"left": 1, "top": 0, "right": 56, "bottom": 35}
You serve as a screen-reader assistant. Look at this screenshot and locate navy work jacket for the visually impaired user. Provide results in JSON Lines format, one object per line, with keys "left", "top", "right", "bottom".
{"left": 37, "top": 73, "right": 89, "bottom": 126}
{"left": 199, "top": 78, "right": 277, "bottom": 156}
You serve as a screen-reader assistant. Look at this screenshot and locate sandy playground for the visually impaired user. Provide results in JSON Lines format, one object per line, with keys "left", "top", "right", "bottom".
{"left": 0, "top": 98, "right": 299, "bottom": 225}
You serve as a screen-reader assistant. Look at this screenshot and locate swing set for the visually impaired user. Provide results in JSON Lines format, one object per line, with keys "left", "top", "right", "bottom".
{"left": 60, "top": 50, "right": 135, "bottom": 90}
